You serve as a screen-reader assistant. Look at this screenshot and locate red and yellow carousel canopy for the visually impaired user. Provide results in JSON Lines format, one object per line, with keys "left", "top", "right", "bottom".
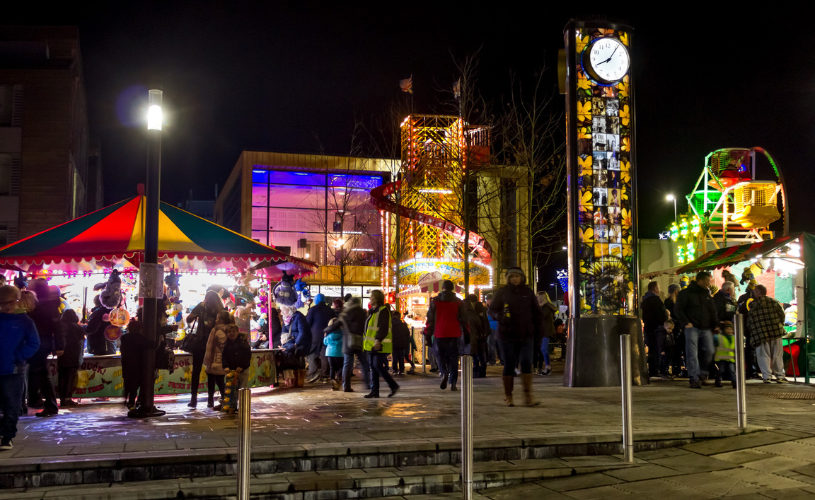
{"left": 0, "top": 196, "right": 316, "bottom": 279}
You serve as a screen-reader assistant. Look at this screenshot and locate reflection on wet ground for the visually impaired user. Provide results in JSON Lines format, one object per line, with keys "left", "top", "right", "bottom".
{"left": 5, "top": 364, "right": 815, "bottom": 459}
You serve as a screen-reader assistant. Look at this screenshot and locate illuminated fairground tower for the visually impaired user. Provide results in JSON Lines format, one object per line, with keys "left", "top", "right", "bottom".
{"left": 370, "top": 114, "right": 493, "bottom": 304}
{"left": 668, "top": 147, "right": 789, "bottom": 265}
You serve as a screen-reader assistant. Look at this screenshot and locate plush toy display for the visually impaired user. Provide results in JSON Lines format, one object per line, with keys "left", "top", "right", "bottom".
{"left": 273, "top": 271, "right": 300, "bottom": 307}
{"left": 99, "top": 270, "right": 123, "bottom": 309}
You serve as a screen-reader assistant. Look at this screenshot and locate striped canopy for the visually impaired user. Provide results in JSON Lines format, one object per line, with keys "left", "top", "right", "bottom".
{"left": 0, "top": 196, "right": 317, "bottom": 279}
{"left": 675, "top": 233, "right": 801, "bottom": 275}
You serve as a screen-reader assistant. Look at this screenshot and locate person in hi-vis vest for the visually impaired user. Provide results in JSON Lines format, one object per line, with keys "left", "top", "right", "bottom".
{"left": 362, "top": 290, "right": 399, "bottom": 399}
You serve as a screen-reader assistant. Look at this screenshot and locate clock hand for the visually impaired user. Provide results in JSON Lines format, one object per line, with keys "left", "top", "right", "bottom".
{"left": 598, "top": 45, "right": 620, "bottom": 65}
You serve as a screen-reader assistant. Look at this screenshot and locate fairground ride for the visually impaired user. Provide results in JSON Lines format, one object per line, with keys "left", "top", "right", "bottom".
{"left": 369, "top": 114, "right": 493, "bottom": 295}
{"left": 669, "top": 147, "right": 788, "bottom": 264}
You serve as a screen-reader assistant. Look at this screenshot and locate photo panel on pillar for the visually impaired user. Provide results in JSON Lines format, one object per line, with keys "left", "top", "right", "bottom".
{"left": 606, "top": 134, "right": 620, "bottom": 153}
{"left": 608, "top": 188, "right": 620, "bottom": 207}
{"left": 579, "top": 171, "right": 594, "bottom": 189}
{"left": 593, "top": 207, "right": 608, "bottom": 225}
{"left": 593, "top": 243, "right": 609, "bottom": 258}
{"left": 593, "top": 169, "right": 608, "bottom": 187}
{"left": 592, "top": 152, "right": 608, "bottom": 169}
{"left": 609, "top": 243, "right": 622, "bottom": 258}
{"left": 592, "top": 187, "right": 607, "bottom": 207}
{"left": 607, "top": 117, "right": 620, "bottom": 135}
{"left": 579, "top": 138, "right": 593, "bottom": 156}
{"left": 608, "top": 169, "right": 621, "bottom": 189}
{"left": 578, "top": 225, "right": 594, "bottom": 244}
{"left": 607, "top": 225, "right": 622, "bottom": 243}
{"left": 607, "top": 153, "right": 620, "bottom": 171}
{"left": 592, "top": 134, "right": 607, "bottom": 152}
{"left": 608, "top": 206, "right": 621, "bottom": 225}
{"left": 578, "top": 206, "right": 593, "bottom": 225}
{"left": 592, "top": 116, "right": 607, "bottom": 134}
{"left": 595, "top": 225, "right": 608, "bottom": 242}
{"left": 606, "top": 99, "right": 620, "bottom": 117}
{"left": 592, "top": 97, "right": 606, "bottom": 116}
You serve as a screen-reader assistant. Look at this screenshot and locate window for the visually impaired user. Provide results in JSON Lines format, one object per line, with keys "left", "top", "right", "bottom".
{"left": 0, "top": 86, "right": 11, "bottom": 126}
{"left": 0, "top": 225, "right": 7, "bottom": 247}
{"left": 0, "top": 155, "right": 10, "bottom": 196}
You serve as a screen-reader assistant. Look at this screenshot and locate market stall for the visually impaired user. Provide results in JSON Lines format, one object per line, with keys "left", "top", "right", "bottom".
{"left": 654, "top": 233, "right": 813, "bottom": 383}
{"left": 0, "top": 193, "right": 318, "bottom": 397}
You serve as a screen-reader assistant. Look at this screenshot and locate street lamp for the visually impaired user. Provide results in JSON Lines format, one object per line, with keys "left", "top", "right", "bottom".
{"left": 130, "top": 88, "right": 165, "bottom": 418}
{"left": 550, "top": 282, "right": 559, "bottom": 303}
{"left": 666, "top": 194, "right": 677, "bottom": 222}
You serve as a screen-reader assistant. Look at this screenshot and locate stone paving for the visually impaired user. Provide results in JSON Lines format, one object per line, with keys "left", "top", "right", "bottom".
{"left": 2, "top": 361, "right": 814, "bottom": 462}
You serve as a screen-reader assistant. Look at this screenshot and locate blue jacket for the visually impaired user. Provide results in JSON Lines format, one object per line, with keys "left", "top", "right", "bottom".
{"left": 0, "top": 312, "right": 41, "bottom": 375}
{"left": 323, "top": 326, "right": 343, "bottom": 358}
{"left": 282, "top": 311, "right": 311, "bottom": 356}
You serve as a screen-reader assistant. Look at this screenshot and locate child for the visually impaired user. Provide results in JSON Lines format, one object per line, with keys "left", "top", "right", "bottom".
{"left": 656, "top": 319, "right": 675, "bottom": 380}
{"left": 714, "top": 321, "right": 737, "bottom": 389}
{"left": 221, "top": 325, "right": 252, "bottom": 413}
{"left": 322, "top": 318, "right": 344, "bottom": 391}
{"left": 58, "top": 309, "right": 85, "bottom": 407}
{"left": 203, "top": 311, "right": 232, "bottom": 409}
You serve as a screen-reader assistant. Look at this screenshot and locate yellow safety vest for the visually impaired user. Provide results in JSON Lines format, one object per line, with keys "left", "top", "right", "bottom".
{"left": 714, "top": 334, "right": 736, "bottom": 363}
{"left": 363, "top": 306, "right": 392, "bottom": 354}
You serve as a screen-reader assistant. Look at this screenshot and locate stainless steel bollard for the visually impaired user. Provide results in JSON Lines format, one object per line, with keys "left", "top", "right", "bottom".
{"left": 461, "top": 355, "right": 473, "bottom": 500}
{"left": 237, "top": 388, "right": 251, "bottom": 500}
{"left": 734, "top": 314, "right": 748, "bottom": 429}
{"left": 422, "top": 333, "right": 426, "bottom": 373}
{"left": 620, "top": 334, "right": 634, "bottom": 462}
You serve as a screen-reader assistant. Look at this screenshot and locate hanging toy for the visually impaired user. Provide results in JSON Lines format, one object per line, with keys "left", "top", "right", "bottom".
{"left": 679, "top": 276, "right": 689, "bottom": 289}
{"left": 741, "top": 268, "right": 754, "bottom": 286}
{"left": 164, "top": 268, "right": 181, "bottom": 299}
{"left": 104, "top": 324, "right": 123, "bottom": 342}
{"left": 99, "top": 270, "right": 123, "bottom": 309}
{"left": 13, "top": 271, "right": 27, "bottom": 290}
{"left": 273, "top": 271, "right": 300, "bottom": 307}
{"left": 109, "top": 307, "right": 130, "bottom": 327}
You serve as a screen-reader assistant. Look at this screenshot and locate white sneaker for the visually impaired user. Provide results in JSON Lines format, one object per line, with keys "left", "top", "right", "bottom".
{"left": 0, "top": 438, "right": 12, "bottom": 450}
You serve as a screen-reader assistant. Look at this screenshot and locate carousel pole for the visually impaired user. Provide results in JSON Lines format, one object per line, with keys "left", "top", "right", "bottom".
{"left": 130, "top": 88, "right": 166, "bottom": 418}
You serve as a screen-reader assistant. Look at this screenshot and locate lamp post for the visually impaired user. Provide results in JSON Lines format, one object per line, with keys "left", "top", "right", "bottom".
{"left": 550, "top": 282, "right": 559, "bottom": 304}
{"left": 666, "top": 194, "right": 677, "bottom": 223}
{"left": 129, "top": 88, "right": 166, "bottom": 418}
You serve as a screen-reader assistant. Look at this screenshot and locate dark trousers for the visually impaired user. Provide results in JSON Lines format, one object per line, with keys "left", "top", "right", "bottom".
{"left": 472, "top": 339, "right": 488, "bottom": 377}
{"left": 191, "top": 351, "right": 205, "bottom": 401}
{"left": 487, "top": 333, "right": 498, "bottom": 365}
{"left": 499, "top": 337, "right": 533, "bottom": 376}
{"left": 320, "top": 344, "right": 330, "bottom": 378}
{"left": 29, "top": 357, "right": 58, "bottom": 413}
{"left": 328, "top": 357, "right": 343, "bottom": 380}
{"left": 207, "top": 374, "right": 225, "bottom": 402}
{"left": 533, "top": 338, "right": 544, "bottom": 371}
{"left": 0, "top": 373, "right": 25, "bottom": 439}
{"left": 436, "top": 337, "right": 460, "bottom": 387}
{"left": 306, "top": 350, "right": 321, "bottom": 381}
{"left": 57, "top": 367, "right": 77, "bottom": 402}
{"left": 391, "top": 348, "right": 405, "bottom": 373}
{"left": 672, "top": 330, "right": 685, "bottom": 376}
{"left": 368, "top": 351, "right": 398, "bottom": 395}
{"left": 645, "top": 330, "right": 659, "bottom": 377}
{"left": 716, "top": 361, "right": 736, "bottom": 386}
{"left": 343, "top": 349, "right": 370, "bottom": 391}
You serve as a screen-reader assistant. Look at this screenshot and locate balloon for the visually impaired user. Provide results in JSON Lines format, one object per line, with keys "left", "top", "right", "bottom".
{"left": 104, "top": 325, "right": 123, "bottom": 342}
{"left": 109, "top": 307, "right": 130, "bottom": 327}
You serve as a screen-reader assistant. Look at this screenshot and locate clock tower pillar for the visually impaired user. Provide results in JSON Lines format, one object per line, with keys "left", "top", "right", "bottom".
{"left": 562, "top": 19, "right": 648, "bottom": 387}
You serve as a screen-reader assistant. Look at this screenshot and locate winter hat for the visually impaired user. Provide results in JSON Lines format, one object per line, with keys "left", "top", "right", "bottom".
{"left": 314, "top": 293, "right": 326, "bottom": 305}
{"left": 668, "top": 283, "right": 681, "bottom": 295}
{"left": 506, "top": 267, "right": 525, "bottom": 279}
{"left": 442, "top": 280, "right": 455, "bottom": 291}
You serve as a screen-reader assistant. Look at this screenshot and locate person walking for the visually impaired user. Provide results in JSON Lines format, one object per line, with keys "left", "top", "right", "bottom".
{"left": 185, "top": 290, "right": 224, "bottom": 408}
{"left": 391, "top": 312, "right": 410, "bottom": 375}
{"left": 0, "top": 285, "right": 40, "bottom": 450}
{"left": 362, "top": 290, "right": 399, "bottom": 398}
{"left": 57, "top": 309, "right": 85, "bottom": 407}
{"left": 425, "top": 280, "right": 466, "bottom": 391}
{"left": 675, "top": 272, "right": 718, "bottom": 389}
{"left": 26, "top": 279, "right": 64, "bottom": 417}
{"left": 462, "top": 294, "right": 490, "bottom": 378}
{"left": 203, "top": 311, "right": 232, "bottom": 409}
{"left": 536, "top": 291, "right": 558, "bottom": 376}
{"left": 485, "top": 294, "right": 500, "bottom": 365}
{"left": 747, "top": 284, "right": 788, "bottom": 384}
{"left": 664, "top": 283, "right": 685, "bottom": 378}
{"left": 322, "top": 315, "right": 344, "bottom": 391}
{"left": 488, "top": 267, "right": 543, "bottom": 407}
{"left": 339, "top": 297, "right": 370, "bottom": 392}
{"left": 641, "top": 282, "right": 668, "bottom": 378}
{"left": 305, "top": 294, "right": 333, "bottom": 383}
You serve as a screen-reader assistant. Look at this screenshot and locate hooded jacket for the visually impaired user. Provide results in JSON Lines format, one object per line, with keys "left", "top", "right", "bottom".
{"left": 675, "top": 281, "right": 718, "bottom": 330}
{"left": 339, "top": 300, "right": 367, "bottom": 354}
{"left": 0, "top": 312, "right": 40, "bottom": 375}
{"left": 322, "top": 320, "right": 344, "bottom": 357}
{"left": 425, "top": 290, "right": 465, "bottom": 339}
{"left": 488, "top": 276, "right": 543, "bottom": 341}
{"left": 281, "top": 310, "right": 311, "bottom": 356}
{"left": 204, "top": 324, "right": 228, "bottom": 375}
{"left": 27, "top": 298, "right": 65, "bottom": 364}
{"left": 391, "top": 316, "right": 411, "bottom": 350}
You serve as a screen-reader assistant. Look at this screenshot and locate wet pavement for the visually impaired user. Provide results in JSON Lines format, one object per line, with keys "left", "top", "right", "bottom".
{"left": 4, "top": 361, "right": 815, "bottom": 460}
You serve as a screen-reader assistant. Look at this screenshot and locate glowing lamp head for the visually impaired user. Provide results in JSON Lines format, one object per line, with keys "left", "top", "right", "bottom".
{"left": 147, "top": 89, "right": 163, "bottom": 131}
{"left": 666, "top": 194, "right": 675, "bottom": 201}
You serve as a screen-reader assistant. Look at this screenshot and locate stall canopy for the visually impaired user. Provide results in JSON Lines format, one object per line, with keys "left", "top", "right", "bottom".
{"left": 0, "top": 194, "right": 317, "bottom": 279}
{"left": 674, "top": 233, "right": 802, "bottom": 275}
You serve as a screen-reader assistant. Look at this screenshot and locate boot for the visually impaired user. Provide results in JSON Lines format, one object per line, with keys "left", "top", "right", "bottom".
{"left": 522, "top": 374, "right": 540, "bottom": 407}
{"left": 501, "top": 376, "right": 515, "bottom": 407}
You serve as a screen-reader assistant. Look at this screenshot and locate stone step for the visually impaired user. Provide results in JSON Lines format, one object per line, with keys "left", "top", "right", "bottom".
{"left": 0, "top": 428, "right": 763, "bottom": 490}
{"left": 2, "top": 456, "right": 643, "bottom": 500}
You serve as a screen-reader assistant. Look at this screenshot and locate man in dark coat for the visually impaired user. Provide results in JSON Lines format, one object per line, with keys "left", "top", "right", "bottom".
{"left": 641, "top": 281, "right": 667, "bottom": 378}
{"left": 305, "top": 294, "right": 334, "bottom": 383}
{"left": 425, "top": 280, "right": 466, "bottom": 391}
{"left": 488, "top": 267, "right": 543, "bottom": 407}
{"left": 675, "top": 272, "right": 718, "bottom": 389}
{"left": 26, "top": 279, "right": 65, "bottom": 417}
{"left": 339, "top": 297, "right": 370, "bottom": 392}
{"left": 391, "top": 314, "right": 410, "bottom": 375}
{"left": 462, "top": 294, "right": 490, "bottom": 378}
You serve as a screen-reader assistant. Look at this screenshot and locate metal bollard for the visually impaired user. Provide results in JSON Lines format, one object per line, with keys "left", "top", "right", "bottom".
{"left": 461, "top": 355, "right": 473, "bottom": 500}
{"left": 237, "top": 388, "right": 252, "bottom": 500}
{"left": 620, "top": 334, "right": 634, "bottom": 462}
{"left": 734, "top": 314, "right": 747, "bottom": 429}
{"left": 422, "top": 333, "right": 426, "bottom": 373}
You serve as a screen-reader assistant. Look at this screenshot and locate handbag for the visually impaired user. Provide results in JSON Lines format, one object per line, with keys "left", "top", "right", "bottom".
{"left": 181, "top": 319, "right": 206, "bottom": 355}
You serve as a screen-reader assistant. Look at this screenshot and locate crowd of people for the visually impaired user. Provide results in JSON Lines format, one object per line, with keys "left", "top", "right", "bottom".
{"left": 642, "top": 271, "right": 792, "bottom": 389}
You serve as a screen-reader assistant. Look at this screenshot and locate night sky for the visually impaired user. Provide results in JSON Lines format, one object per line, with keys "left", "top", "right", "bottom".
{"left": 11, "top": 4, "right": 815, "bottom": 283}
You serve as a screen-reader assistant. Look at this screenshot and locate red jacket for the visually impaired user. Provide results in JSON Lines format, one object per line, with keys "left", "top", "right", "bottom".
{"left": 425, "top": 290, "right": 465, "bottom": 338}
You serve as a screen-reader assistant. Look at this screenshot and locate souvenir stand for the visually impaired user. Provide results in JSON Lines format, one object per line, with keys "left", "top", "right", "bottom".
{"left": 0, "top": 194, "right": 317, "bottom": 398}
{"left": 667, "top": 233, "right": 813, "bottom": 383}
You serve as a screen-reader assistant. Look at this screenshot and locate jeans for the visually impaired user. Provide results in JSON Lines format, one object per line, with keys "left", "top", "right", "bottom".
{"left": 684, "top": 327, "right": 714, "bottom": 381}
{"left": 645, "top": 330, "right": 659, "bottom": 377}
{"left": 471, "top": 339, "right": 488, "bottom": 377}
{"left": 328, "top": 357, "right": 343, "bottom": 380}
{"left": 436, "top": 337, "right": 461, "bottom": 387}
{"left": 756, "top": 338, "right": 785, "bottom": 381}
{"left": 0, "top": 373, "right": 24, "bottom": 439}
{"left": 343, "top": 349, "right": 370, "bottom": 391}
{"left": 487, "top": 333, "right": 499, "bottom": 365}
{"left": 391, "top": 347, "right": 405, "bottom": 373}
{"left": 368, "top": 351, "right": 398, "bottom": 395}
{"left": 499, "top": 337, "right": 534, "bottom": 376}
{"left": 540, "top": 337, "right": 550, "bottom": 366}
{"left": 716, "top": 361, "right": 736, "bottom": 386}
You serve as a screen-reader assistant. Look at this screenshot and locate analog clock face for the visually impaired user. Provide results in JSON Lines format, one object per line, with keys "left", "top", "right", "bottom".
{"left": 585, "top": 38, "right": 629, "bottom": 84}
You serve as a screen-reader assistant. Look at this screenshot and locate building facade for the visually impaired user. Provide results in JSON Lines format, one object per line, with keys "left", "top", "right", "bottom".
{"left": 0, "top": 26, "right": 92, "bottom": 244}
